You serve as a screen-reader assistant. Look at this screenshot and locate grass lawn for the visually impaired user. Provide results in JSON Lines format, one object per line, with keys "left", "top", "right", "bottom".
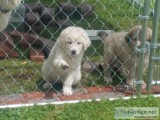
{"left": 0, "top": 59, "right": 42, "bottom": 95}
{"left": 0, "top": 96, "right": 159, "bottom": 120}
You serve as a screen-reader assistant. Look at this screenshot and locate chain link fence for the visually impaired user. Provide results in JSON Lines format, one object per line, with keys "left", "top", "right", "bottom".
{"left": 0, "top": 0, "right": 160, "bottom": 107}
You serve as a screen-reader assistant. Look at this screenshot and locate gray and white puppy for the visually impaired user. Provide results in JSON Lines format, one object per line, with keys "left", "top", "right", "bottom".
{"left": 98, "top": 25, "right": 152, "bottom": 88}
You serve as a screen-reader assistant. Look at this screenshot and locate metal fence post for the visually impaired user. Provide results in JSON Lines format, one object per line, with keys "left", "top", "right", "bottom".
{"left": 136, "top": 0, "right": 150, "bottom": 95}
{"left": 147, "top": 0, "right": 160, "bottom": 92}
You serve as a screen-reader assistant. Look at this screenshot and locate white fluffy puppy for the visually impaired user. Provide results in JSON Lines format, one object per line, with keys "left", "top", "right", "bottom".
{"left": 0, "top": 0, "right": 21, "bottom": 31}
{"left": 42, "top": 26, "right": 91, "bottom": 96}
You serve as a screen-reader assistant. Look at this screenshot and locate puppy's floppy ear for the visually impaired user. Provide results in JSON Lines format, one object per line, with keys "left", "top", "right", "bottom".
{"left": 2, "top": 0, "right": 21, "bottom": 10}
{"left": 82, "top": 33, "right": 91, "bottom": 50}
{"left": 125, "top": 31, "right": 133, "bottom": 43}
{"left": 146, "top": 27, "right": 152, "bottom": 42}
{"left": 97, "top": 31, "right": 108, "bottom": 41}
{"left": 125, "top": 25, "right": 142, "bottom": 44}
{"left": 57, "top": 32, "right": 66, "bottom": 47}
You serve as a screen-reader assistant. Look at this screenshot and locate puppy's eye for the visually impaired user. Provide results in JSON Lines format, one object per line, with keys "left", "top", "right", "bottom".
{"left": 77, "top": 42, "right": 81, "bottom": 45}
{"left": 68, "top": 42, "right": 72, "bottom": 44}
{"left": 133, "top": 38, "right": 137, "bottom": 41}
{"left": 147, "top": 39, "right": 151, "bottom": 42}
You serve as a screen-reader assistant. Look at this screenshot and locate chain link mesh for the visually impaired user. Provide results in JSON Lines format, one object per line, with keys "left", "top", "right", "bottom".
{"left": 0, "top": 0, "right": 159, "bottom": 106}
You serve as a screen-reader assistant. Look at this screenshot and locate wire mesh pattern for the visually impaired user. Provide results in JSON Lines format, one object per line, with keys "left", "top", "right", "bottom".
{"left": 0, "top": 0, "right": 160, "bottom": 106}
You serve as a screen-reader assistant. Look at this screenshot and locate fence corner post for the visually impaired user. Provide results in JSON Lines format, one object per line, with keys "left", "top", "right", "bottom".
{"left": 136, "top": 0, "right": 150, "bottom": 95}
{"left": 146, "top": 0, "right": 160, "bottom": 93}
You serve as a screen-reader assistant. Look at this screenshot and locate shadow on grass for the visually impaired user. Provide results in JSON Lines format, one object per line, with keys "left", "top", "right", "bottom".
{"left": 36, "top": 78, "right": 63, "bottom": 92}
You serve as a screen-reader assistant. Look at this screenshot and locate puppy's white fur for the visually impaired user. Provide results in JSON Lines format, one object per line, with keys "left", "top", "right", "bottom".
{"left": 42, "top": 26, "right": 91, "bottom": 96}
{"left": 98, "top": 25, "right": 152, "bottom": 88}
{"left": 0, "top": 0, "right": 21, "bottom": 31}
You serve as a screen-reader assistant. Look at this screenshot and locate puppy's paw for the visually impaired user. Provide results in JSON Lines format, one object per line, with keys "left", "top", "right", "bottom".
{"left": 126, "top": 80, "right": 135, "bottom": 89}
{"left": 104, "top": 76, "right": 113, "bottom": 84}
{"left": 142, "top": 82, "right": 146, "bottom": 89}
{"left": 62, "top": 86, "right": 73, "bottom": 96}
{"left": 59, "top": 60, "right": 69, "bottom": 70}
{"left": 43, "top": 82, "right": 51, "bottom": 89}
{"left": 61, "top": 63, "right": 69, "bottom": 70}
{"left": 127, "top": 80, "right": 146, "bottom": 89}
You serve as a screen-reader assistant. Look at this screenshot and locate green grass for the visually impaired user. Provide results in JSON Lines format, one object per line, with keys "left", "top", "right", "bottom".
{"left": 0, "top": 96, "right": 159, "bottom": 120}
{"left": 0, "top": 59, "right": 42, "bottom": 95}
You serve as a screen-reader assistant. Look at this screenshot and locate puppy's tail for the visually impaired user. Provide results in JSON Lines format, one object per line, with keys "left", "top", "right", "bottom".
{"left": 97, "top": 31, "right": 108, "bottom": 40}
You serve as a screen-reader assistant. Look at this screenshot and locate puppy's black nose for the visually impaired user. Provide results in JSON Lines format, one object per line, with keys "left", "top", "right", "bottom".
{"left": 71, "top": 50, "right": 76, "bottom": 55}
